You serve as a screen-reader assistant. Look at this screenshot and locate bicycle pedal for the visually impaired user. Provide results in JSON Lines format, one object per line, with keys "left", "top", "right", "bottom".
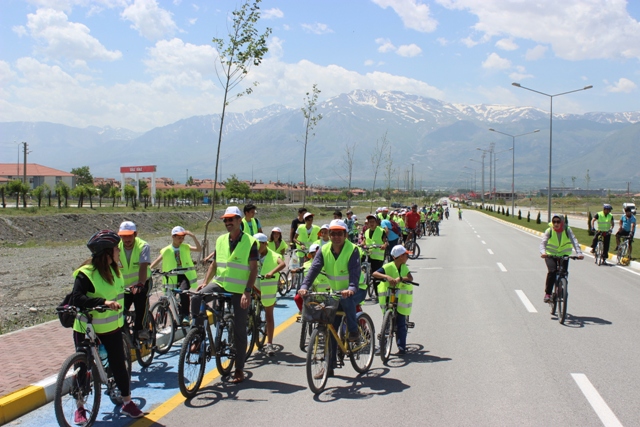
{"left": 296, "top": 315, "right": 302, "bottom": 323}
{"left": 407, "top": 322, "right": 415, "bottom": 329}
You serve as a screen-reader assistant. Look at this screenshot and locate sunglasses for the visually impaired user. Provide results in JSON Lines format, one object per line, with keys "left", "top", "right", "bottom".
{"left": 222, "top": 218, "right": 235, "bottom": 223}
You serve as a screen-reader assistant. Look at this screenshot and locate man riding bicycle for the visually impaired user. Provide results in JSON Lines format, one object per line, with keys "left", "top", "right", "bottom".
{"left": 540, "top": 214, "right": 583, "bottom": 303}
{"left": 590, "top": 203, "right": 615, "bottom": 265}
{"left": 404, "top": 205, "right": 421, "bottom": 240}
{"left": 615, "top": 206, "right": 636, "bottom": 255}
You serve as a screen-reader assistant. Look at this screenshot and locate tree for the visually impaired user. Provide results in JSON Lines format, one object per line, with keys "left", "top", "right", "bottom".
{"left": 71, "top": 166, "right": 93, "bottom": 186}
{"left": 141, "top": 188, "right": 151, "bottom": 209}
{"left": 527, "top": 211, "right": 530, "bottom": 222}
{"left": 536, "top": 211, "right": 541, "bottom": 224}
{"left": 7, "top": 180, "right": 24, "bottom": 208}
{"left": 56, "top": 181, "right": 71, "bottom": 208}
{"left": 384, "top": 145, "right": 395, "bottom": 202}
{"left": 124, "top": 184, "right": 137, "bottom": 208}
{"left": 202, "top": 0, "right": 272, "bottom": 256}
{"left": 370, "top": 131, "right": 390, "bottom": 213}
{"left": 300, "top": 83, "right": 322, "bottom": 207}
{"left": 0, "top": 184, "right": 6, "bottom": 208}
{"left": 32, "top": 184, "right": 45, "bottom": 208}
{"left": 109, "top": 186, "right": 121, "bottom": 207}
{"left": 72, "top": 184, "right": 88, "bottom": 208}
{"left": 335, "top": 141, "right": 357, "bottom": 209}
{"left": 225, "top": 175, "right": 251, "bottom": 200}
{"left": 43, "top": 183, "right": 52, "bottom": 207}
{"left": 518, "top": 209, "right": 522, "bottom": 220}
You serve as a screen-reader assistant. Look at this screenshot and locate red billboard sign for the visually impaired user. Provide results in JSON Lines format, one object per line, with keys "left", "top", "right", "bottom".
{"left": 120, "top": 165, "right": 156, "bottom": 173}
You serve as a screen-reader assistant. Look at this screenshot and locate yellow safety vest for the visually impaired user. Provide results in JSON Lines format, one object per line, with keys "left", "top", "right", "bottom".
{"left": 215, "top": 233, "right": 256, "bottom": 294}
{"left": 73, "top": 265, "right": 124, "bottom": 334}
{"left": 160, "top": 244, "right": 198, "bottom": 289}
{"left": 596, "top": 211, "right": 613, "bottom": 232}
{"left": 296, "top": 224, "right": 320, "bottom": 256}
{"left": 321, "top": 240, "right": 366, "bottom": 291}
{"left": 364, "top": 226, "right": 385, "bottom": 261}
{"left": 302, "top": 259, "right": 330, "bottom": 291}
{"left": 267, "top": 239, "right": 287, "bottom": 257}
{"left": 545, "top": 226, "right": 573, "bottom": 256}
{"left": 241, "top": 217, "right": 259, "bottom": 236}
{"left": 257, "top": 248, "right": 279, "bottom": 307}
{"left": 377, "top": 262, "right": 413, "bottom": 315}
{"left": 118, "top": 237, "right": 151, "bottom": 287}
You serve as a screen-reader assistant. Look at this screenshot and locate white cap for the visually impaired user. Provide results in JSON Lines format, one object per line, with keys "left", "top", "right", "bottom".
{"left": 271, "top": 227, "right": 282, "bottom": 233}
{"left": 171, "top": 226, "right": 186, "bottom": 236}
{"left": 320, "top": 224, "right": 330, "bottom": 230}
{"left": 253, "top": 233, "right": 268, "bottom": 243}
{"left": 221, "top": 206, "right": 242, "bottom": 218}
{"left": 329, "top": 219, "right": 347, "bottom": 230}
{"left": 390, "top": 245, "right": 407, "bottom": 258}
{"left": 303, "top": 212, "right": 314, "bottom": 219}
{"left": 118, "top": 221, "right": 136, "bottom": 236}
{"left": 309, "top": 243, "right": 320, "bottom": 253}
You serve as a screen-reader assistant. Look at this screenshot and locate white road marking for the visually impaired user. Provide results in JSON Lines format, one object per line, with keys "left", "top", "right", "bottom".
{"left": 497, "top": 262, "right": 507, "bottom": 272}
{"left": 481, "top": 240, "right": 486, "bottom": 244}
{"left": 477, "top": 235, "right": 481, "bottom": 238}
{"left": 515, "top": 290, "right": 537, "bottom": 312}
{"left": 572, "top": 373, "right": 623, "bottom": 427}
{"left": 487, "top": 249, "right": 494, "bottom": 255}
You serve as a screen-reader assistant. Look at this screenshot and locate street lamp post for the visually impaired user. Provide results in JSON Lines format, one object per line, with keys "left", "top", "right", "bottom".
{"left": 489, "top": 128, "right": 540, "bottom": 217}
{"left": 469, "top": 157, "right": 484, "bottom": 205}
{"left": 493, "top": 148, "right": 513, "bottom": 212}
{"left": 512, "top": 82, "right": 592, "bottom": 222}
{"left": 464, "top": 166, "right": 476, "bottom": 195}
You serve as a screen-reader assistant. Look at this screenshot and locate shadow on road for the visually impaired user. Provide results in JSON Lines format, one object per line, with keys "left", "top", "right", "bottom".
{"left": 560, "top": 314, "right": 612, "bottom": 328}
{"left": 314, "top": 367, "right": 410, "bottom": 402}
{"left": 384, "top": 344, "right": 452, "bottom": 368}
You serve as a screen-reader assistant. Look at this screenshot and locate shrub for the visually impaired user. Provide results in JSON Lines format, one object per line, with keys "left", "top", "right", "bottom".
{"left": 518, "top": 210, "right": 522, "bottom": 220}
{"left": 587, "top": 211, "right": 594, "bottom": 235}
{"left": 527, "top": 211, "right": 530, "bottom": 222}
{"left": 506, "top": 208, "right": 510, "bottom": 217}
{"left": 536, "top": 212, "right": 541, "bottom": 224}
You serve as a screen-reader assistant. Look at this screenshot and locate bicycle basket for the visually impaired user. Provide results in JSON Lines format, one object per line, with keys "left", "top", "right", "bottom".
{"left": 57, "top": 293, "right": 75, "bottom": 328}
{"left": 302, "top": 294, "right": 340, "bottom": 324}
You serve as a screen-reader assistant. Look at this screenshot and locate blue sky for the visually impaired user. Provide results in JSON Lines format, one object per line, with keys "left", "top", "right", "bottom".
{"left": 1, "top": 0, "right": 639, "bottom": 133}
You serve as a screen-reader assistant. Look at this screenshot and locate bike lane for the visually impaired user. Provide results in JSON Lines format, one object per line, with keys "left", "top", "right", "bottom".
{"left": 9, "top": 295, "right": 300, "bottom": 427}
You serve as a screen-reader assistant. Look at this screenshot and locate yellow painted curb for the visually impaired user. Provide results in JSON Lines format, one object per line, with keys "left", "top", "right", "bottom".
{"left": 0, "top": 385, "right": 47, "bottom": 425}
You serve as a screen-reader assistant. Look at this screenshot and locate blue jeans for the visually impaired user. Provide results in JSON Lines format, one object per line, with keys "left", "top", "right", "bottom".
{"left": 396, "top": 314, "right": 407, "bottom": 350}
{"left": 329, "top": 288, "right": 366, "bottom": 369}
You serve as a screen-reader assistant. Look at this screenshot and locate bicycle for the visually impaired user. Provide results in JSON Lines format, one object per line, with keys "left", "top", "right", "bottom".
{"left": 403, "top": 228, "right": 421, "bottom": 260}
{"left": 303, "top": 292, "right": 375, "bottom": 394}
{"left": 359, "top": 244, "right": 383, "bottom": 301}
{"left": 616, "top": 235, "right": 632, "bottom": 266}
{"left": 177, "top": 287, "right": 236, "bottom": 398}
{"left": 246, "top": 279, "right": 268, "bottom": 358}
{"left": 547, "top": 256, "right": 580, "bottom": 324}
{"left": 54, "top": 305, "right": 132, "bottom": 427}
{"left": 149, "top": 268, "right": 191, "bottom": 354}
{"left": 123, "top": 284, "right": 156, "bottom": 368}
{"left": 378, "top": 280, "right": 419, "bottom": 363}
{"left": 593, "top": 231, "right": 610, "bottom": 266}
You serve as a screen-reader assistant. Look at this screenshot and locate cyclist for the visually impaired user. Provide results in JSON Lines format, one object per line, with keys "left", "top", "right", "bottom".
{"left": 333, "top": 210, "right": 343, "bottom": 219}
{"left": 150, "top": 226, "right": 201, "bottom": 326}
{"left": 71, "top": 230, "right": 144, "bottom": 420}
{"left": 267, "top": 227, "right": 287, "bottom": 257}
{"left": 590, "top": 203, "right": 615, "bottom": 264}
{"left": 372, "top": 245, "right": 414, "bottom": 355}
{"left": 289, "top": 207, "right": 307, "bottom": 247}
{"left": 118, "top": 221, "right": 151, "bottom": 340}
{"left": 293, "top": 243, "right": 330, "bottom": 311}
{"left": 199, "top": 206, "right": 259, "bottom": 383}
{"left": 445, "top": 207, "right": 450, "bottom": 220}
{"left": 294, "top": 212, "right": 320, "bottom": 261}
{"left": 540, "top": 214, "right": 584, "bottom": 303}
{"left": 241, "top": 203, "right": 263, "bottom": 235}
{"left": 458, "top": 207, "right": 462, "bottom": 220}
{"left": 380, "top": 215, "right": 400, "bottom": 254}
{"left": 363, "top": 214, "right": 388, "bottom": 277}
{"left": 615, "top": 206, "right": 636, "bottom": 254}
{"left": 298, "top": 219, "right": 366, "bottom": 378}
{"left": 377, "top": 207, "right": 390, "bottom": 222}
{"left": 405, "top": 205, "right": 421, "bottom": 240}
{"left": 345, "top": 210, "right": 358, "bottom": 243}
{"left": 254, "top": 233, "right": 286, "bottom": 357}
{"left": 315, "top": 223, "right": 331, "bottom": 248}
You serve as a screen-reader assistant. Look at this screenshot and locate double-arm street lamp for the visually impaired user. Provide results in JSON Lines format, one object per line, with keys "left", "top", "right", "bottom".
{"left": 469, "top": 157, "right": 484, "bottom": 204}
{"left": 489, "top": 128, "right": 540, "bottom": 217}
{"left": 511, "top": 83, "right": 592, "bottom": 222}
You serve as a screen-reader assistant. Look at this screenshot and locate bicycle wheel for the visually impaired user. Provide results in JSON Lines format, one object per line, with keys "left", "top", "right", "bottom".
{"left": 306, "top": 328, "right": 329, "bottom": 394}
{"left": 349, "top": 312, "right": 375, "bottom": 373}
{"left": 595, "top": 241, "right": 603, "bottom": 265}
{"left": 405, "top": 240, "right": 420, "bottom": 259}
{"left": 558, "top": 278, "right": 568, "bottom": 324}
{"left": 299, "top": 320, "right": 311, "bottom": 352}
{"left": 178, "top": 328, "right": 207, "bottom": 398}
{"left": 257, "top": 304, "right": 267, "bottom": 349}
{"left": 150, "top": 300, "right": 175, "bottom": 355}
{"left": 245, "top": 309, "right": 257, "bottom": 360}
{"left": 136, "top": 310, "right": 156, "bottom": 368}
{"left": 54, "top": 352, "right": 100, "bottom": 427}
{"left": 379, "top": 310, "right": 394, "bottom": 363}
{"left": 215, "top": 315, "right": 235, "bottom": 376}
{"left": 617, "top": 242, "right": 630, "bottom": 266}
{"left": 277, "top": 272, "right": 289, "bottom": 296}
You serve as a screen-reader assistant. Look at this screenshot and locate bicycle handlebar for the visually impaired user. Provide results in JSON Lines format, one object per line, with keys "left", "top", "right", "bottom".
{"left": 548, "top": 255, "right": 582, "bottom": 260}
{"left": 56, "top": 305, "right": 111, "bottom": 315}
{"left": 152, "top": 268, "right": 191, "bottom": 277}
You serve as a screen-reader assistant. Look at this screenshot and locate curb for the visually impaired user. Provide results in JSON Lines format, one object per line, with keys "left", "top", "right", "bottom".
{"left": 485, "top": 214, "right": 640, "bottom": 270}
{"left": 0, "top": 328, "right": 185, "bottom": 426}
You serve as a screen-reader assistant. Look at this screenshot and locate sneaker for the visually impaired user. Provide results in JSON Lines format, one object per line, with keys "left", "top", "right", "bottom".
{"left": 348, "top": 330, "right": 360, "bottom": 342}
{"left": 74, "top": 407, "right": 88, "bottom": 424}
{"left": 396, "top": 347, "right": 406, "bottom": 355}
{"left": 602, "top": 260, "right": 609, "bottom": 266}
{"left": 121, "top": 401, "right": 144, "bottom": 419}
{"left": 590, "top": 249, "right": 595, "bottom": 254}
{"left": 181, "top": 316, "right": 190, "bottom": 326}
{"left": 265, "top": 343, "right": 275, "bottom": 357}
{"left": 543, "top": 294, "right": 551, "bottom": 303}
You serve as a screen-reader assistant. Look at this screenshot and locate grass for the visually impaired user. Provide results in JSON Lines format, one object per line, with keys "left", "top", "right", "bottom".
{"left": 473, "top": 205, "right": 637, "bottom": 262}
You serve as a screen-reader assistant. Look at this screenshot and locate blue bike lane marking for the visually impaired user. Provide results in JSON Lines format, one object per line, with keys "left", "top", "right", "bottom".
{"left": 14, "top": 296, "right": 300, "bottom": 427}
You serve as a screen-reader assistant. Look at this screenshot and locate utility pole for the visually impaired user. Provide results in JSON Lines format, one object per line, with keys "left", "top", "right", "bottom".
{"left": 22, "top": 142, "right": 28, "bottom": 185}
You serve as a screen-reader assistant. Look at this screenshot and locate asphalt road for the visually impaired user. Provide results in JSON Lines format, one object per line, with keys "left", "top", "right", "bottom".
{"left": 14, "top": 209, "right": 640, "bottom": 426}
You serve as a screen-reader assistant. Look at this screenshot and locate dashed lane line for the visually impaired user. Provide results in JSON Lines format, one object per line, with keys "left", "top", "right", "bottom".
{"left": 487, "top": 249, "right": 494, "bottom": 255}
{"left": 515, "top": 290, "right": 537, "bottom": 313}
{"left": 572, "top": 373, "right": 623, "bottom": 427}
{"left": 497, "top": 262, "right": 507, "bottom": 272}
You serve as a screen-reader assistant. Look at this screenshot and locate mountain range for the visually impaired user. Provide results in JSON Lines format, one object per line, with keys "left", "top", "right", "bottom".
{"left": 1, "top": 89, "right": 638, "bottom": 191}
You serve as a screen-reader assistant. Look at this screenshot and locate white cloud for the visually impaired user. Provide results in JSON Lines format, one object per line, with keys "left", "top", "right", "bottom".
{"left": 188, "top": 18, "right": 197, "bottom": 25}
{"left": 282, "top": 24, "right": 290, "bottom": 31}
{"left": 461, "top": 36, "right": 478, "bottom": 48}
{"left": 482, "top": 52, "right": 511, "bottom": 70}
{"left": 525, "top": 45, "right": 547, "bottom": 60}
{"left": 509, "top": 71, "right": 533, "bottom": 81}
{"left": 301, "top": 23, "right": 333, "bottom": 35}
{"left": 396, "top": 44, "right": 422, "bottom": 57}
{"left": 121, "top": 0, "right": 178, "bottom": 41}
{"left": 24, "top": 8, "right": 122, "bottom": 61}
{"left": 12, "top": 25, "right": 28, "bottom": 37}
{"left": 262, "top": 8, "right": 284, "bottom": 19}
{"left": 25, "top": 0, "right": 128, "bottom": 13}
{"left": 495, "top": 38, "right": 517, "bottom": 51}
{"left": 268, "top": 36, "right": 284, "bottom": 60}
{"left": 0, "top": 61, "right": 17, "bottom": 86}
{"left": 436, "top": 37, "right": 449, "bottom": 46}
{"left": 376, "top": 38, "right": 396, "bottom": 53}
{"left": 364, "top": 59, "right": 375, "bottom": 66}
{"left": 144, "top": 38, "right": 216, "bottom": 78}
{"left": 606, "top": 77, "right": 637, "bottom": 93}
{"left": 372, "top": 0, "right": 438, "bottom": 33}
{"left": 436, "top": 0, "right": 640, "bottom": 60}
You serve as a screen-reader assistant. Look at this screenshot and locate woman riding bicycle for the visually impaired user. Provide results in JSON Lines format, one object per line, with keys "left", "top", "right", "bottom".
{"left": 540, "top": 214, "right": 584, "bottom": 303}
{"left": 70, "top": 230, "right": 144, "bottom": 421}
{"left": 372, "top": 245, "right": 414, "bottom": 355}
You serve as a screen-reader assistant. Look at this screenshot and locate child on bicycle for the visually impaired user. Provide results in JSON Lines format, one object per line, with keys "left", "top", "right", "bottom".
{"left": 372, "top": 245, "right": 414, "bottom": 355}
{"left": 540, "top": 213, "right": 584, "bottom": 303}
{"left": 293, "top": 244, "right": 330, "bottom": 312}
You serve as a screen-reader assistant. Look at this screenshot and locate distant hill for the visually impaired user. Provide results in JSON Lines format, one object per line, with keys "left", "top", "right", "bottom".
{"left": 1, "top": 90, "right": 637, "bottom": 190}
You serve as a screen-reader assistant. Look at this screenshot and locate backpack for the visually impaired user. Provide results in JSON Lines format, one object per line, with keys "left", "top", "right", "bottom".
{"left": 57, "top": 292, "right": 75, "bottom": 328}
{"left": 390, "top": 220, "right": 401, "bottom": 236}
